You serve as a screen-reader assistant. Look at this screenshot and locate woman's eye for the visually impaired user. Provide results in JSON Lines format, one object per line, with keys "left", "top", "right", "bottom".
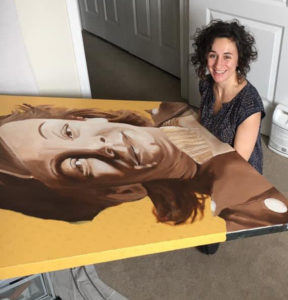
{"left": 224, "top": 56, "right": 231, "bottom": 60}
{"left": 63, "top": 123, "right": 73, "bottom": 139}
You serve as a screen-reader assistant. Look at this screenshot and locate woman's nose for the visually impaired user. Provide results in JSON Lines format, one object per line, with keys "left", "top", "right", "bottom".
{"left": 215, "top": 57, "right": 223, "bottom": 68}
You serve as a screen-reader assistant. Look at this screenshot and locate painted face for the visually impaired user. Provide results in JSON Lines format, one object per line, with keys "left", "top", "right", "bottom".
{"left": 0, "top": 118, "right": 195, "bottom": 190}
{"left": 207, "top": 37, "right": 239, "bottom": 84}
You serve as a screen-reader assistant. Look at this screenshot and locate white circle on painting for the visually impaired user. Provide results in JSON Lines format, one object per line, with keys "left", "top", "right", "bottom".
{"left": 264, "top": 198, "right": 288, "bottom": 213}
{"left": 210, "top": 199, "right": 216, "bottom": 215}
{"left": 151, "top": 108, "right": 159, "bottom": 115}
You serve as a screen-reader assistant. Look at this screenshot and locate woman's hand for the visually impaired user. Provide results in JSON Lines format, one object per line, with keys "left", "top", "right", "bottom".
{"left": 234, "top": 112, "right": 261, "bottom": 161}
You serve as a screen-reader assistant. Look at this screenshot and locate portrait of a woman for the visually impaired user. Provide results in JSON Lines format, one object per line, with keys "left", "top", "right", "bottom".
{"left": 0, "top": 102, "right": 287, "bottom": 232}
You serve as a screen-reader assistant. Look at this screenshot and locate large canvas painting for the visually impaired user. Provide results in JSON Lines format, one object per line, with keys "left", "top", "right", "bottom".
{"left": 1, "top": 95, "right": 288, "bottom": 279}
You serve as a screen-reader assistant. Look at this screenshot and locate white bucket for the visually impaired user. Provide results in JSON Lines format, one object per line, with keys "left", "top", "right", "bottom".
{"left": 268, "top": 104, "right": 288, "bottom": 158}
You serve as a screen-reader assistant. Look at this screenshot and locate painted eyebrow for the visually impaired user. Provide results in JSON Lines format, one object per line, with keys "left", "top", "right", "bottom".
{"left": 38, "top": 121, "right": 47, "bottom": 139}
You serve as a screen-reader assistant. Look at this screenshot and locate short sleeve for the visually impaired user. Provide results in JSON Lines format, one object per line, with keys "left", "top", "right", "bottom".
{"left": 236, "top": 84, "right": 265, "bottom": 127}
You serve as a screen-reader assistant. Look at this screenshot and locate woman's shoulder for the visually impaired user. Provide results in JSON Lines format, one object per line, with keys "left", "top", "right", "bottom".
{"left": 236, "top": 80, "right": 265, "bottom": 122}
{"left": 240, "top": 81, "right": 262, "bottom": 104}
{"left": 245, "top": 80, "right": 261, "bottom": 94}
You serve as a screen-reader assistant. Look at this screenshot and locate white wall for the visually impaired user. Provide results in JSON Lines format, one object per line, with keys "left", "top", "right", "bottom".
{"left": 0, "top": 0, "right": 91, "bottom": 98}
{"left": 0, "top": 0, "right": 38, "bottom": 95}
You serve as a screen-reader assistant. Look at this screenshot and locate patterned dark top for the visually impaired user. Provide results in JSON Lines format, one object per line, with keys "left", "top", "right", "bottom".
{"left": 199, "top": 76, "right": 265, "bottom": 174}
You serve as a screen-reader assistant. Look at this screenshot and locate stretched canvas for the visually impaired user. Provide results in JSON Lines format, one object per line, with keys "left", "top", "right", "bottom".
{"left": 1, "top": 95, "right": 287, "bottom": 279}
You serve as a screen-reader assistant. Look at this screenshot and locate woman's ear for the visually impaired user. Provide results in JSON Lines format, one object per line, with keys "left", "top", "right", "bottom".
{"left": 106, "top": 183, "right": 148, "bottom": 202}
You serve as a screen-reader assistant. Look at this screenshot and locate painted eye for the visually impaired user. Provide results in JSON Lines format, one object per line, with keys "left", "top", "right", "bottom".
{"left": 63, "top": 123, "right": 73, "bottom": 139}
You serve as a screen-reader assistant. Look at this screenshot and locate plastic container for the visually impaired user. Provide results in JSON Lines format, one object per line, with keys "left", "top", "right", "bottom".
{"left": 268, "top": 104, "right": 288, "bottom": 158}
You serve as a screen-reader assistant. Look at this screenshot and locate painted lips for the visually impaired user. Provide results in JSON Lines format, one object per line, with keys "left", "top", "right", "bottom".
{"left": 121, "top": 131, "right": 141, "bottom": 167}
{"left": 120, "top": 131, "right": 158, "bottom": 170}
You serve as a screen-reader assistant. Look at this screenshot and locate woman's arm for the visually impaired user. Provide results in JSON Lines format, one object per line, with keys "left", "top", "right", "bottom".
{"left": 233, "top": 112, "right": 261, "bottom": 161}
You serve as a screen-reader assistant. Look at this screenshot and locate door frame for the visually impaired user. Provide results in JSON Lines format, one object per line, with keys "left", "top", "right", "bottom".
{"left": 180, "top": 0, "right": 189, "bottom": 100}
{"left": 66, "top": 0, "right": 91, "bottom": 98}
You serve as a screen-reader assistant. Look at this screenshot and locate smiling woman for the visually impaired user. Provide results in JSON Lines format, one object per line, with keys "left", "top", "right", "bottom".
{"left": 191, "top": 19, "right": 264, "bottom": 174}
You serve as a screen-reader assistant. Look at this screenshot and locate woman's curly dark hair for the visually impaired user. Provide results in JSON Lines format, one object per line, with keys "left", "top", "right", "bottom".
{"left": 191, "top": 19, "right": 258, "bottom": 81}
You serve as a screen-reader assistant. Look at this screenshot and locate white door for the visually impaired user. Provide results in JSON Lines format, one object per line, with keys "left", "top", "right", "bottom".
{"left": 78, "top": 0, "right": 180, "bottom": 77}
{"left": 78, "top": 0, "right": 129, "bottom": 49}
{"left": 188, "top": 0, "right": 288, "bottom": 135}
{"left": 128, "top": 0, "right": 180, "bottom": 76}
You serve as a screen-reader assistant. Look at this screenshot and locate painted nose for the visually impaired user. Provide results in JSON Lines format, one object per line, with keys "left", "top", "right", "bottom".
{"left": 89, "top": 136, "right": 116, "bottom": 158}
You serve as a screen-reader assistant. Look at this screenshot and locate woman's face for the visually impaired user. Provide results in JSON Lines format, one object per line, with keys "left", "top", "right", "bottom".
{"left": 0, "top": 118, "right": 194, "bottom": 189}
{"left": 207, "top": 37, "right": 239, "bottom": 85}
